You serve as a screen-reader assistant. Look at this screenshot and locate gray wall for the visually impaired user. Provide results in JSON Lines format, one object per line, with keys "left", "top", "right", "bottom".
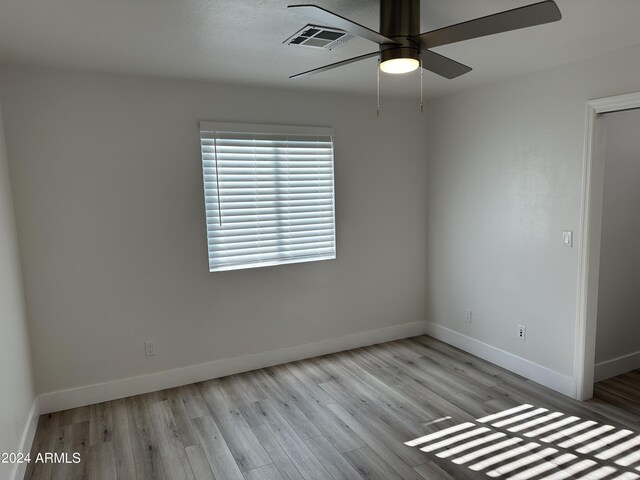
{"left": 0, "top": 98, "right": 35, "bottom": 479}
{"left": 0, "top": 66, "right": 429, "bottom": 395}
{"left": 426, "top": 42, "right": 640, "bottom": 379}
{"left": 595, "top": 108, "right": 640, "bottom": 366}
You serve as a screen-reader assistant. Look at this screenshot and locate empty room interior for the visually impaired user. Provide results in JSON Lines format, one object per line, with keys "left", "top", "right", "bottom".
{"left": 4, "top": 0, "right": 640, "bottom": 479}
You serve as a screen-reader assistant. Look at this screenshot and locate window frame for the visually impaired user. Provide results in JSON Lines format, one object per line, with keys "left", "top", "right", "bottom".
{"left": 199, "top": 121, "right": 337, "bottom": 272}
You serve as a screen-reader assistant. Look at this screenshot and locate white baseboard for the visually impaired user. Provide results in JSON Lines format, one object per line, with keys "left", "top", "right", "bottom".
{"left": 11, "top": 397, "right": 39, "bottom": 480}
{"left": 425, "top": 322, "right": 574, "bottom": 397}
{"left": 39, "top": 321, "right": 427, "bottom": 413}
{"left": 595, "top": 350, "right": 640, "bottom": 382}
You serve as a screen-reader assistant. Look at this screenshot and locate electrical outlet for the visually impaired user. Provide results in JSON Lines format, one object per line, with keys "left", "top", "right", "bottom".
{"left": 518, "top": 325, "right": 526, "bottom": 341}
{"left": 144, "top": 340, "right": 156, "bottom": 357}
{"left": 465, "top": 309, "right": 473, "bottom": 324}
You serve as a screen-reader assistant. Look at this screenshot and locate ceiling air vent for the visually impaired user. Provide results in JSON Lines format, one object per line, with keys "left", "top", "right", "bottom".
{"left": 284, "top": 25, "right": 354, "bottom": 50}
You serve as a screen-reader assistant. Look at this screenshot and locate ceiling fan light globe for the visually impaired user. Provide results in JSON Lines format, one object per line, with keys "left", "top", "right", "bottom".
{"left": 379, "top": 57, "right": 419, "bottom": 74}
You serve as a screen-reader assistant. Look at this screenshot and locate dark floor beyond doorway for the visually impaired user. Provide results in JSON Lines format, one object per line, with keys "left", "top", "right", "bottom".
{"left": 595, "top": 369, "right": 640, "bottom": 417}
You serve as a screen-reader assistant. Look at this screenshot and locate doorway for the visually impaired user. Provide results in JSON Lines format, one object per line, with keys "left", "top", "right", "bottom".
{"left": 591, "top": 109, "right": 640, "bottom": 409}
{"left": 575, "top": 92, "right": 640, "bottom": 401}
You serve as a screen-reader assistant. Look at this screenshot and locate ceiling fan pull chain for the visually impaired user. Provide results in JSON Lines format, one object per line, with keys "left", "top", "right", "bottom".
{"left": 377, "top": 57, "right": 381, "bottom": 117}
{"left": 419, "top": 51, "right": 424, "bottom": 114}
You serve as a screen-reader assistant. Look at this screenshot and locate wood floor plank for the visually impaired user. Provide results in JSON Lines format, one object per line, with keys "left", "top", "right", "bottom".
{"left": 184, "top": 444, "right": 216, "bottom": 480}
{"left": 147, "top": 398, "right": 195, "bottom": 480}
{"left": 253, "top": 399, "right": 332, "bottom": 480}
{"left": 392, "top": 379, "right": 478, "bottom": 422}
{"left": 89, "top": 402, "right": 113, "bottom": 445}
{"left": 25, "top": 412, "right": 60, "bottom": 480}
{"left": 110, "top": 398, "right": 137, "bottom": 480}
{"left": 375, "top": 343, "right": 494, "bottom": 404}
{"left": 318, "top": 380, "right": 429, "bottom": 466}
{"left": 51, "top": 423, "right": 73, "bottom": 480}
{"left": 59, "top": 406, "right": 90, "bottom": 427}
{"left": 395, "top": 339, "right": 498, "bottom": 388}
{"left": 327, "top": 403, "right": 424, "bottom": 480}
{"left": 192, "top": 415, "right": 245, "bottom": 480}
{"left": 199, "top": 379, "right": 272, "bottom": 471}
{"left": 70, "top": 421, "right": 90, "bottom": 480}
{"left": 268, "top": 364, "right": 366, "bottom": 453}
{"left": 304, "top": 435, "right": 365, "bottom": 480}
{"left": 285, "top": 361, "right": 337, "bottom": 405}
{"left": 87, "top": 439, "right": 117, "bottom": 480}
{"left": 179, "top": 384, "right": 210, "bottom": 419}
{"left": 251, "top": 423, "right": 305, "bottom": 480}
{"left": 252, "top": 368, "right": 323, "bottom": 441}
{"left": 51, "top": 421, "right": 89, "bottom": 480}
{"left": 414, "top": 461, "right": 455, "bottom": 480}
{"left": 237, "top": 370, "right": 272, "bottom": 402}
{"left": 328, "top": 353, "right": 441, "bottom": 427}
{"left": 358, "top": 344, "right": 490, "bottom": 414}
{"left": 244, "top": 463, "right": 286, "bottom": 480}
{"left": 126, "top": 395, "right": 167, "bottom": 480}
{"left": 222, "top": 375, "right": 265, "bottom": 427}
{"left": 412, "top": 336, "right": 518, "bottom": 382}
{"left": 343, "top": 446, "right": 405, "bottom": 480}
{"left": 165, "top": 388, "right": 200, "bottom": 448}
{"left": 317, "top": 368, "right": 426, "bottom": 434}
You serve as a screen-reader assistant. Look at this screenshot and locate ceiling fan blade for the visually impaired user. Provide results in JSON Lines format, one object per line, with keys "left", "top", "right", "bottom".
{"left": 290, "top": 51, "right": 380, "bottom": 79}
{"left": 421, "top": 50, "right": 472, "bottom": 79}
{"left": 288, "top": 4, "right": 400, "bottom": 45}
{"left": 414, "top": 0, "right": 561, "bottom": 49}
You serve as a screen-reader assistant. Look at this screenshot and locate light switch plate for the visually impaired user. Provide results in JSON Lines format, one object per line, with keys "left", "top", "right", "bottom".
{"left": 562, "top": 231, "right": 573, "bottom": 247}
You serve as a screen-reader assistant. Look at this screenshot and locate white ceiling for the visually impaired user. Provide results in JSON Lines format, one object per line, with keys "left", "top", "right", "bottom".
{"left": 1, "top": 0, "right": 640, "bottom": 98}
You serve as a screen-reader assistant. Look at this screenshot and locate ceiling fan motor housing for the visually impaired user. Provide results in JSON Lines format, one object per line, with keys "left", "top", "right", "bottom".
{"left": 379, "top": 0, "right": 420, "bottom": 64}
{"left": 287, "top": 0, "right": 561, "bottom": 80}
{"left": 380, "top": 0, "right": 419, "bottom": 37}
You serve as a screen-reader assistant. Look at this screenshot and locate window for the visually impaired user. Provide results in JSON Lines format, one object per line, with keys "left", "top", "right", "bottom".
{"left": 200, "top": 122, "right": 336, "bottom": 272}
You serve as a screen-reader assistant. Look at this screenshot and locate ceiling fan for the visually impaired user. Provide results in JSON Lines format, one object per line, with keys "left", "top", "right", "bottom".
{"left": 288, "top": 0, "right": 562, "bottom": 80}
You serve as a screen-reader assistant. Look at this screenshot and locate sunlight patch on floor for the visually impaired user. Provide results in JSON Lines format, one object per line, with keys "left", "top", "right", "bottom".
{"left": 405, "top": 404, "right": 640, "bottom": 479}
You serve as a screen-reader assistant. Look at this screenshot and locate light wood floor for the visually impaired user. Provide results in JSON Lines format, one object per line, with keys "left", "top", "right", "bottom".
{"left": 25, "top": 335, "right": 640, "bottom": 480}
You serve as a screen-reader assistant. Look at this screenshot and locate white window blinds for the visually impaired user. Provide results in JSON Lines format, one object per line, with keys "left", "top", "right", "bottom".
{"left": 200, "top": 122, "right": 336, "bottom": 272}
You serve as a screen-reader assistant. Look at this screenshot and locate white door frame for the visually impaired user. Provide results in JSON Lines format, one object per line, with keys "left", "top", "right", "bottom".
{"left": 574, "top": 91, "right": 640, "bottom": 400}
